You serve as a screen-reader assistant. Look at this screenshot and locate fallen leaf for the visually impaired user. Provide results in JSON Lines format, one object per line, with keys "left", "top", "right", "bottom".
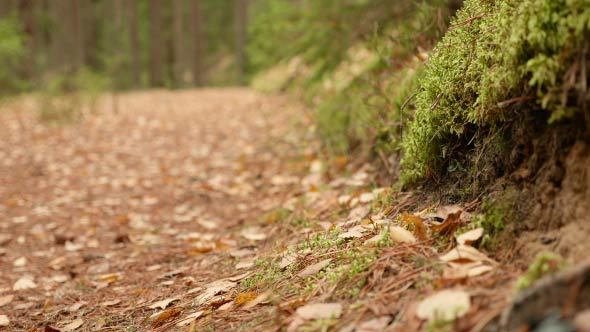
{"left": 439, "top": 245, "right": 496, "bottom": 265}
{"left": 427, "top": 205, "right": 463, "bottom": 220}
{"left": 279, "top": 253, "right": 297, "bottom": 269}
{"left": 456, "top": 228, "right": 484, "bottom": 245}
{"left": 443, "top": 262, "right": 493, "bottom": 280}
{"left": 235, "top": 260, "right": 254, "bottom": 270}
{"left": 97, "top": 273, "right": 121, "bottom": 284}
{"left": 338, "top": 225, "right": 366, "bottom": 239}
{"left": 52, "top": 275, "right": 69, "bottom": 283}
{"left": 0, "top": 315, "right": 9, "bottom": 327}
{"left": 431, "top": 211, "right": 463, "bottom": 237}
{"left": 176, "top": 311, "right": 203, "bottom": 327}
{"left": 416, "top": 289, "right": 470, "bottom": 322}
{"left": 296, "top": 302, "right": 342, "bottom": 320}
{"left": 149, "top": 297, "right": 180, "bottom": 310}
{"left": 101, "top": 299, "right": 121, "bottom": 307}
{"left": 359, "top": 192, "right": 374, "bottom": 204}
{"left": 389, "top": 226, "right": 416, "bottom": 244}
{"left": 348, "top": 206, "right": 370, "bottom": 221}
{"left": 298, "top": 259, "right": 332, "bottom": 277}
{"left": 241, "top": 227, "right": 267, "bottom": 241}
{"left": 13, "top": 276, "right": 37, "bottom": 290}
{"left": 356, "top": 316, "right": 391, "bottom": 331}
{"left": 150, "top": 308, "right": 182, "bottom": 328}
{"left": 195, "top": 280, "right": 236, "bottom": 306}
{"left": 400, "top": 214, "right": 427, "bottom": 240}
{"left": 62, "top": 318, "right": 84, "bottom": 331}
{"left": 243, "top": 291, "right": 271, "bottom": 309}
{"left": 67, "top": 301, "right": 87, "bottom": 312}
{"left": 228, "top": 272, "right": 251, "bottom": 282}
{"left": 235, "top": 292, "right": 257, "bottom": 306}
{"left": 229, "top": 248, "right": 255, "bottom": 258}
{"left": 0, "top": 294, "right": 14, "bottom": 307}
{"left": 364, "top": 233, "right": 383, "bottom": 247}
{"left": 13, "top": 257, "right": 27, "bottom": 267}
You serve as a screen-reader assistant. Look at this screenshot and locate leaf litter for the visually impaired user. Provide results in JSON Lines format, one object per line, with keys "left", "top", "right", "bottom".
{"left": 0, "top": 90, "right": 519, "bottom": 331}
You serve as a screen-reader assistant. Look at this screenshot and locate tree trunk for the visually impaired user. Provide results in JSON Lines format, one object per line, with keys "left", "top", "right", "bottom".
{"left": 0, "top": 0, "right": 16, "bottom": 16}
{"left": 190, "top": 0, "right": 203, "bottom": 86}
{"left": 234, "top": 0, "right": 248, "bottom": 85}
{"left": 149, "top": 0, "right": 164, "bottom": 87}
{"left": 72, "top": 0, "right": 84, "bottom": 70}
{"left": 172, "top": 0, "right": 185, "bottom": 87}
{"left": 127, "top": 0, "right": 141, "bottom": 87}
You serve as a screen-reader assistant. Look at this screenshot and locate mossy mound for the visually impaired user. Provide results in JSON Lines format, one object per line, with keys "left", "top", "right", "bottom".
{"left": 402, "top": 0, "right": 590, "bottom": 184}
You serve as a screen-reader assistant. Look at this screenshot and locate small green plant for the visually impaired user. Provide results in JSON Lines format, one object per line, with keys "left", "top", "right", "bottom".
{"left": 516, "top": 252, "right": 568, "bottom": 290}
{"left": 471, "top": 188, "right": 520, "bottom": 247}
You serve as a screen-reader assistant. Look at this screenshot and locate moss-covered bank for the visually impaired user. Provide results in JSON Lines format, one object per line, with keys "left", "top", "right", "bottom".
{"left": 402, "top": 0, "right": 590, "bottom": 184}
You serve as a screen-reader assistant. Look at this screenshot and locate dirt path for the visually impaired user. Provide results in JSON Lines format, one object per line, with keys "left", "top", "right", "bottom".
{"left": 3, "top": 89, "right": 558, "bottom": 332}
{"left": 0, "top": 89, "right": 317, "bottom": 331}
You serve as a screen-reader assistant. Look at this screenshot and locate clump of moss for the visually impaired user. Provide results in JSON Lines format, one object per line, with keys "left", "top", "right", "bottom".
{"left": 472, "top": 188, "right": 520, "bottom": 248}
{"left": 402, "top": 0, "right": 590, "bottom": 184}
{"left": 516, "top": 252, "right": 568, "bottom": 290}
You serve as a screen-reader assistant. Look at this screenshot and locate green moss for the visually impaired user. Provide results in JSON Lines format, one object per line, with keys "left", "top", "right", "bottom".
{"left": 516, "top": 252, "right": 568, "bottom": 290}
{"left": 472, "top": 189, "right": 520, "bottom": 247}
{"left": 315, "top": 1, "right": 449, "bottom": 158}
{"left": 402, "top": 0, "right": 590, "bottom": 184}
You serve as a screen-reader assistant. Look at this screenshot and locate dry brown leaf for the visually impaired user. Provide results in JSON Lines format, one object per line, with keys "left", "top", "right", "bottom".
{"left": 427, "top": 205, "right": 463, "bottom": 220}
{"left": 400, "top": 214, "right": 427, "bottom": 240}
{"left": 443, "top": 262, "right": 494, "bottom": 280}
{"left": 338, "top": 225, "right": 366, "bottom": 239}
{"left": 13, "top": 257, "right": 27, "bottom": 267}
{"left": 151, "top": 308, "right": 182, "bottom": 328}
{"left": 298, "top": 258, "right": 332, "bottom": 277}
{"left": 97, "top": 273, "right": 121, "bottom": 284}
{"left": 296, "top": 302, "right": 342, "bottom": 320}
{"left": 431, "top": 210, "right": 463, "bottom": 237}
{"left": 149, "top": 297, "right": 180, "bottom": 310}
{"left": 439, "top": 245, "right": 497, "bottom": 264}
{"left": 101, "top": 299, "right": 121, "bottom": 307}
{"left": 416, "top": 289, "right": 470, "bottom": 321}
{"left": 176, "top": 311, "right": 203, "bottom": 327}
{"left": 228, "top": 272, "right": 251, "bottom": 282}
{"left": 243, "top": 291, "right": 271, "bottom": 309}
{"left": 13, "top": 276, "right": 37, "bottom": 290}
{"left": 62, "top": 318, "right": 84, "bottom": 331}
{"left": 279, "top": 253, "right": 297, "bottom": 269}
{"left": 0, "top": 294, "right": 14, "bottom": 307}
{"left": 235, "top": 260, "right": 254, "bottom": 270}
{"left": 67, "top": 301, "right": 87, "bottom": 312}
{"left": 0, "top": 315, "right": 9, "bottom": 327}
{"left": 456, "top": 228, "right": 484, "bottom": 245}
{"left": 241, "top": 227, "right": 267, "bottom": 241}
{"left": 234, "top": 291, "right": 257, "bottom": 306}
{"left": 195, "top": 280, "right": 236, "bottom": 306}
{"left": 389, "top": 226, "right": 416, "bottom": 244}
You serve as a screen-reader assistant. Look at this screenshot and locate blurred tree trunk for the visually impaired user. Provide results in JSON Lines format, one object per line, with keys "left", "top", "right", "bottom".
{"left": 149, "top": 0, "right": 164, "bottom": 87}
{"left": 17, "top": 0, "right": 36, "bottom": 79}
{"left": 127, "top": 0, "right": 141, "bottom": 87}
{"left": 72, "top": 0, "right": 84, "bottom": 71}
{"left": 234, "top": 0, "right": 248, "bottom": 85}
{"left": 190, "top": 0, "right": 203, "bottom": 86}
{"left": 172, "top": 0, "right": 185, "bottom": 87}
{"left": 0, "top": 1, "right": 16, "bottom": 16}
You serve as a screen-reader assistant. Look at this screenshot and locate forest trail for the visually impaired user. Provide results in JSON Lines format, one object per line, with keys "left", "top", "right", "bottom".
{"left": 0, "top": 89, "right": 317, "bottom": 330}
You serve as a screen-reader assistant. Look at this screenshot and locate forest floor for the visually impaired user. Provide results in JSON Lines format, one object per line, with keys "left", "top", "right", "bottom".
{"left": 0, "top": 89, "right": 575, "bottom": 332}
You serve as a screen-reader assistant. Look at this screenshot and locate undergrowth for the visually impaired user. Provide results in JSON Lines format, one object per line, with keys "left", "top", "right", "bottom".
{"left": 402, "top": 0, "right": 590, "bottom": 184}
